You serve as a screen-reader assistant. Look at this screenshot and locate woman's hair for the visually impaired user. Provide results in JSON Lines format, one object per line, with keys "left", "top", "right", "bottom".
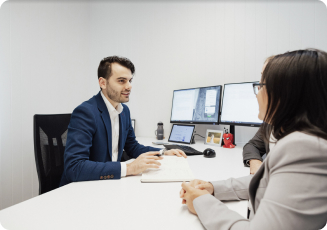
{"left": 265, "top": 55, "right": 275, "bottom": 64}
{"left": 261, "top": 49, "right": 327, "bottom": 142}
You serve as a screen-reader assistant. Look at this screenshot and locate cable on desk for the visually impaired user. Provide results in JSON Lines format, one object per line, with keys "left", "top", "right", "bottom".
{"left": 193, "top": 134, "right": 205, "bottom": 139}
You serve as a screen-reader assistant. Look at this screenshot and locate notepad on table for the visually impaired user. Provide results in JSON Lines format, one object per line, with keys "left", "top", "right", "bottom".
{"left": 141, "top": 156, "right": 194, "bottom": 182}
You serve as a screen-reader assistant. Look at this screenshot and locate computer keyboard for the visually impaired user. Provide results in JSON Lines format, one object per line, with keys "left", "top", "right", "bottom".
{"left": 163, "top": 144, "right": 203, "bottom": 156}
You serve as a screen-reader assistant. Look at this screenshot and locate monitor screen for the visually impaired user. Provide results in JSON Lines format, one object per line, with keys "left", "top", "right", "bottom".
{"left": 170, "top": 85, "right": 222, "bottom": 124}
{"left": 168, "top": 124, "right": 195, "bottom": 144}
{"left": 220, "top": 82, "right": 263, "bottom": 127}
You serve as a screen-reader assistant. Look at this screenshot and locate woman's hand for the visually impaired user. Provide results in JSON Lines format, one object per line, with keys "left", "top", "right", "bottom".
{"left": 180, "top": 182, "right": 210, "bottom": 215}
{"left": 180, "top": 179, "right": 214, "bottom": 202}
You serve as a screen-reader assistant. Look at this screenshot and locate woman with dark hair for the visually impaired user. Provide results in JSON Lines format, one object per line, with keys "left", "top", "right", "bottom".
{"left": 180, "top": 49, "right": 327, "bottom": 230}
{"left": 242, "top": 55, "right": 276, "bottom": 175}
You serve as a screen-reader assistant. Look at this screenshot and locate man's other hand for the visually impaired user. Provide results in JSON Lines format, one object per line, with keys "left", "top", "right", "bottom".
{"left": 126, "top": 152, "right": 163, "bottom": 176}
{"left": 250, "top": 159, "right": 262, "bottom": 174}
{"left": 164, "top": 149, "right": 187, "bottom": 158}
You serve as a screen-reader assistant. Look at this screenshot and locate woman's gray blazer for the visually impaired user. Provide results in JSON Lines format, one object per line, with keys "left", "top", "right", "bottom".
{"left": 193, "top": 132, "right": 327, "bottom": 230}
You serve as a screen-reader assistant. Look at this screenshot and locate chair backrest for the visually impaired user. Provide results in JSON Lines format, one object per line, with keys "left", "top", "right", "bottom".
{"left": 33, "top": 114, "right": 71, "bottom": 195}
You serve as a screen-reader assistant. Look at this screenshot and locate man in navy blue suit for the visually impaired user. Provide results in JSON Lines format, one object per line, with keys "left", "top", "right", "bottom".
{"left": 60, "top": 56, "right": 186, "bottom": 186}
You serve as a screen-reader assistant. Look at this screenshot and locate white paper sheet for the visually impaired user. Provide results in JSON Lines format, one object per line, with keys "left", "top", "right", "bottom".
{"left": 141, "top": 156, "right": 194, "bottom": 182}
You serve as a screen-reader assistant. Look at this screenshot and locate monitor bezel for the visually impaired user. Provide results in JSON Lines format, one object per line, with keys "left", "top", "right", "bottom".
{"left": 169, "top": 85, "right": 222, "bottom": 125}
{"left": 219, "top": 81, "right": 263, "bottom": 127}
{"left": 168, "top": 124, "right": 196, "bottom": 144}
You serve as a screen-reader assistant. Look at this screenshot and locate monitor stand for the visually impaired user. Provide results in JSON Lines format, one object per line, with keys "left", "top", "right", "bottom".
{"left": 230, "top": 125, "right": 236, "bottom": 146}
{"left": 190, "top": 134, "right": 195, "bottom": 144}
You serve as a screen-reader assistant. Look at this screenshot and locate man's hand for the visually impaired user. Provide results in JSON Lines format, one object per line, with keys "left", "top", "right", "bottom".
{"left": 126, "top": 152, "right": 163, "bottom": 176}
{"left": 250, "top": 159, "right": 262, "bottom": 174}
{"left": 180, "top": 179, "right": 214, "bottom": 204}
{"left": 180, "top": 182, "right": 210, "bottom": 215}
{"left": 164, "top": 149, "right": 187, "bottom": 158}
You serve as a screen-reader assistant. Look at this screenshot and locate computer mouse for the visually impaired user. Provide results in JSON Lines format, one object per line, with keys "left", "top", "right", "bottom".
{"left": 203, "top": 148, "right": 216, "bottom": 158}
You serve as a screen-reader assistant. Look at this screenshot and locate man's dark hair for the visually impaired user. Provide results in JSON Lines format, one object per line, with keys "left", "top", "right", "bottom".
{"left": 261, "top": 49, "right": 327, "bottom": 142}
{"left": 98, "top": 56, "right": 135, "bottom": 80}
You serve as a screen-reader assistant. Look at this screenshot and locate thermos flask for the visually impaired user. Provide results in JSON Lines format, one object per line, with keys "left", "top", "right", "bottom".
{"left": 155, "top": 122, "right": 164, "bottom": 140}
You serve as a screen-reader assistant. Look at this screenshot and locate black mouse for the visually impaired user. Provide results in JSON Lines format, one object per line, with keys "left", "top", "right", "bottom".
{"left": 203, "top": 148, "right": 216, "bottom": 158}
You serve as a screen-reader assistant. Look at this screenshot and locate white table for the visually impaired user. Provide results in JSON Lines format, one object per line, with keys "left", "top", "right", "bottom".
{"left": 0, "top": 137, "right": 250, "bottom": 230}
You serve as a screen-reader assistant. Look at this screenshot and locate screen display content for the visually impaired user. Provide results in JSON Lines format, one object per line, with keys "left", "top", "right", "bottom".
{"left": 220, "top": 82, "right": 263, "bottom": 126}
{"left": 170, "top": 85, "right": 222, "bottom": 124}
{"left": 168, "top": 124, "right": 195, "bottom": 144}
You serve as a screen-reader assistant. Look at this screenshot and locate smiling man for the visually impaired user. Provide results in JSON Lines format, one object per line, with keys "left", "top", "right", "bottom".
{"left": 60, "top": 56, "right": 186, "bottom": 186}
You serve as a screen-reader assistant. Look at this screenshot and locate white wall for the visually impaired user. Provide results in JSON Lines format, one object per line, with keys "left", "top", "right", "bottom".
{"left": 0, "top": 0, "right": 91, "bottom": 210}
{"left": 1, "top": 0, "right": 327, "bottom": 210}
{"left": 89, "top": 0, "right": 327, "bottom": 143}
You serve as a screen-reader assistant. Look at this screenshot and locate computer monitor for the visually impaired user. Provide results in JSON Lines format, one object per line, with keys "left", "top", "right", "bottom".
{"left": 220, "top": 82, "right": 262, "bottom": 127}
{"left": 170, "top": 85, "right": 222, "bottom": 124}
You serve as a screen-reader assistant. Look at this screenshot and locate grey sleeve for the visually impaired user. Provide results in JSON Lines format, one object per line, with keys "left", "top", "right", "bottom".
{"left": 194, "top": 135, "right": 327, "bottom": 230}
{"left": 193, "top": 175, "right": 252, "bottom": 230}
{"left": 194, "top": 194, "right": 247, "bottom": 230}
{"left": 242, "top": 127, "right": 267, "bottom": 166}
{"left": 195, "top": 165, "right": 327, "bottom": 230}
{"left": 193, "top": 175, "right": 253, "bottom": 229}
{"left": 210, "top": 175, "right": 252, "bottom": 201}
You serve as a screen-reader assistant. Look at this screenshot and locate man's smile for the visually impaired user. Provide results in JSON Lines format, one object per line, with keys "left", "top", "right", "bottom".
{"left": 121, "top": 92, "right": 130, "bottom": 96}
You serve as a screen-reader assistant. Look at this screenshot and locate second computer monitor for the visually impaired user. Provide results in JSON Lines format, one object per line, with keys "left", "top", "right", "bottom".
{"left": 220, "top": 82, "right": 262, "bottom": 127}
{"left": 170, "top": 85, "right": 222, "bottom": 124}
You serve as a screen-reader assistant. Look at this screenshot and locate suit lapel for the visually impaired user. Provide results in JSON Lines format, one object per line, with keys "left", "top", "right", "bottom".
{"left": 249, "top": 163, "right": 265, "bottom": 214}
{"left": 95, "top": 92, "right": 112, "bottom": 161}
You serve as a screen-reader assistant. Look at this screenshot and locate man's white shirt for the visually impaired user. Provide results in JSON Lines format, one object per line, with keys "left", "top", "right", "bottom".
{"left": 101, "top": 92, "right": 127, "bottom": 177}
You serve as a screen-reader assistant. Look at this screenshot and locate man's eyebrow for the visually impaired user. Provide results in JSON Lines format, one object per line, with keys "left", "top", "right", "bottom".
{"left": 117, "top": 77, "right": 133, "bottom": 81}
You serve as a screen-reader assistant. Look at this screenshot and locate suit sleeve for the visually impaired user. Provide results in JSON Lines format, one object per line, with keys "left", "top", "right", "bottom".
{"left": 242, "top": 127, "right": 267, "bottom": 166}
{"left": 122, "top": 108, "right": 161, "bottom": 158}
{"left": 63, "top": 103, "right": 122, "bottom": 182}
{"left": 189, "top": 176, "right": 252, "bottom": 230}
{"left": 194, "top": 136, "right": 327, "bottom": 230}
{"left": 211, "top": 175, "right": 252, "bottom": 201}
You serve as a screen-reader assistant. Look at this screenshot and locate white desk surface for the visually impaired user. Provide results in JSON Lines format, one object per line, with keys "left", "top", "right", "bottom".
{"left": 0, "top": 137, "right": 250, "bottom": 230}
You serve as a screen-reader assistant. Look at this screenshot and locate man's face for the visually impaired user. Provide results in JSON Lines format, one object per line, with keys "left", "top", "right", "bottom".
{"left": 100, "top": 62, "right": 133, "bottom": 106}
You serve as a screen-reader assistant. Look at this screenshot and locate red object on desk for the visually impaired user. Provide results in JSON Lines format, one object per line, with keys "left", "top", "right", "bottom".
{"left": 223, "top": 132, "right": 235, "bottom": 148}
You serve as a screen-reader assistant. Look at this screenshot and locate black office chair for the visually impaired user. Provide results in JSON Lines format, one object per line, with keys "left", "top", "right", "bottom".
{"left": 33, "top": 114, "right": 71, "bottom": 195}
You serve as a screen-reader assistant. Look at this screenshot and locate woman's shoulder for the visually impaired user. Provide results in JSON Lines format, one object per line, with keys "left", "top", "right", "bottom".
{"left": 277, "top": 132, "right": 327, "bottom": 148}
{"left": 268, "top": 132, "right": 327, "bottom": 169}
